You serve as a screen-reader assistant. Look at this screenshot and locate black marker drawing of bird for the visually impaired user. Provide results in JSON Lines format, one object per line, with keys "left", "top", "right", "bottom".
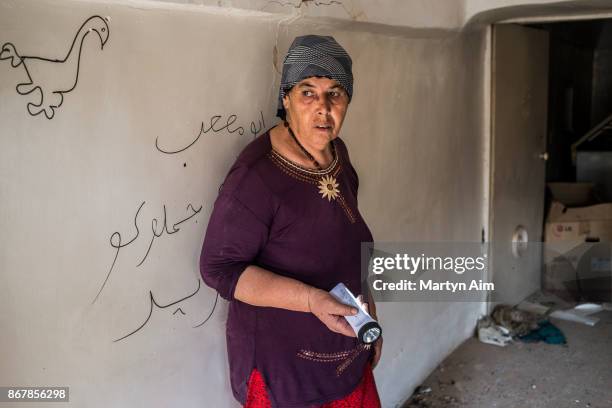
{"left": 0, "top": 15, "right": 110, "bottom": 119}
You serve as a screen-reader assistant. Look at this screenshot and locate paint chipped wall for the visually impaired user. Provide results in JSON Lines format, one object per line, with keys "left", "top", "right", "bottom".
{"left": 147, "top": 0, "right": 612, "bottom": 29}
{"left": 148, "top": 0, "right": 466, "bottom": 29}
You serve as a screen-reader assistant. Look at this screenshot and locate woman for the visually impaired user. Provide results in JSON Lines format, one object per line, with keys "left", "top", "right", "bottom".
{"left": 200, "top": 35, "right": 382, "bottom": 408}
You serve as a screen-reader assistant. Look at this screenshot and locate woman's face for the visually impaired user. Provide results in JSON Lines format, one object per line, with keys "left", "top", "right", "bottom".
{"left": 283, "top": 76, "right": 349, "bottom": 148}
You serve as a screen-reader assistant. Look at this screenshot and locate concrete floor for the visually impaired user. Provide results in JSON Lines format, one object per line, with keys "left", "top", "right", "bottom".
{"left": 401, "top": 311, "right": 612, "bottom": 408}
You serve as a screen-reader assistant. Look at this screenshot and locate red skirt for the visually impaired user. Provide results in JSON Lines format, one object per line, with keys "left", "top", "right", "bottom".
{"left": 243, "top": 363, "right": 381, "bottom": 408}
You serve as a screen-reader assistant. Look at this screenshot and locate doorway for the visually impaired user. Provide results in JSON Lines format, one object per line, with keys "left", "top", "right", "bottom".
{"left": 489, "top": 19, "right": 612, "bottom": 308}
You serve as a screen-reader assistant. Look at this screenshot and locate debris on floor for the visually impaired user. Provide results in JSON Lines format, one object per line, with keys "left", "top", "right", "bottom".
{"left": 477, "top": 316, "right": 512, "bottom": 347}
{"left": 475, "top": 296, "right": 575, "bottom": 346}
{"left": 401, "top": 291, "right": 612, "bottom": 408}
{"left": 477, "top": 304, "right": 568, "bottom": 346}
{"left": 518, "top": 320, "right": 566, "bottom": 344}
{"left": 413, "top": 385, "right": 432, "bottom": 395}
{"left": 403, "top": 382, "right": 460, "bottom": 408}
{"left": 549, "top": 303, "right": 603, "bottom": 326}
{"left": 491, "top": 304, "right": 541, "bottom": 337}
{"left": 480, "top": 291, "right": 608, "bottom": 345}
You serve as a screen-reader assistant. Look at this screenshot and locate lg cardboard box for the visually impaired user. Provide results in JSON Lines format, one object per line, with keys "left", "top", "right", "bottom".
{"left": 544, "top": 201, "right": 612, "bottom": 302}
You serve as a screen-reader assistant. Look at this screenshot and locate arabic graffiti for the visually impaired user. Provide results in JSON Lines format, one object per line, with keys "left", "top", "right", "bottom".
{"left": 92, "top": 201, "right": 202, "bottom": 304}
{"left": 0, "top": 15, "right": 110, "bottom": 119}
{"left": 136, "top": 203, "right": 202, "bottom": 267}
{"left": 155, "top": 111, "right": 266, "bottom": 154}
{"left": 114, "top": 279, "right": 220, "bottom": 342}
{"left": 249, "top": 111, "right": 266, "bottom": 140}
{"left": 193, "top": 290, "right": 219, "bottom": 328}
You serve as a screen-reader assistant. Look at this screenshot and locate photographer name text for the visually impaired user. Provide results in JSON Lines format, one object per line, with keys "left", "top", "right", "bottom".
{"left": 372, "top": 279, "right": 494, "bottom": 292}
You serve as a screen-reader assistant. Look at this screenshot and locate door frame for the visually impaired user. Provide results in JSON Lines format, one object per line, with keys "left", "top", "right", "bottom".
{"left": 483, "top": 13, "right": 612, "bottom": 316}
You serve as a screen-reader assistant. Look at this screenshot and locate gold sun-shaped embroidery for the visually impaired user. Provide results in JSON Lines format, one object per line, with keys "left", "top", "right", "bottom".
{"left": 318, "top": 175, "right": 340, "bottom": 201}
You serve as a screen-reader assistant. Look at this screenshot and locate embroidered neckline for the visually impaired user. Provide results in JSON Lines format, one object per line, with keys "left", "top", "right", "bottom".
{"left": 265, "top": 131, "right": 357, "bottom": 224}
{"left": 269, "top": 141, "right": 339, "bottom": 176}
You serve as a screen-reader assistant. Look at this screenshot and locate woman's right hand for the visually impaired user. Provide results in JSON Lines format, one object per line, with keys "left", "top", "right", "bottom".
{"left": 307, "top": 287, "right": 358, "bottom": 337}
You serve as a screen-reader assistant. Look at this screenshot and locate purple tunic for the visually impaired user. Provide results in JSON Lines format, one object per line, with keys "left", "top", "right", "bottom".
{"left": 200, "top": 130, "right": 374, "bottom": 407}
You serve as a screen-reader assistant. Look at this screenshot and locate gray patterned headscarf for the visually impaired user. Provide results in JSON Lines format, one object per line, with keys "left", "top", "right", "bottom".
{"left": 277, "top": 35, "right": 353, "bottom": 119}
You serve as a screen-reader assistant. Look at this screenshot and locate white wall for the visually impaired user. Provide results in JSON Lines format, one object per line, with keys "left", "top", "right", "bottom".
{"left": 0, "top": 1, "right": 278, "bottom": 407}
{"left": 0, "top": 1, "right": 488, "bottom": 407}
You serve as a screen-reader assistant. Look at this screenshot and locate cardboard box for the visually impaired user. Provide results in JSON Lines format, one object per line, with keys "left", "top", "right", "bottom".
{"left": 544, "top": 200, "right": 612, "bottom": 302}
{"left": 545, "top": 201, "right": 612, "bottom": 244}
